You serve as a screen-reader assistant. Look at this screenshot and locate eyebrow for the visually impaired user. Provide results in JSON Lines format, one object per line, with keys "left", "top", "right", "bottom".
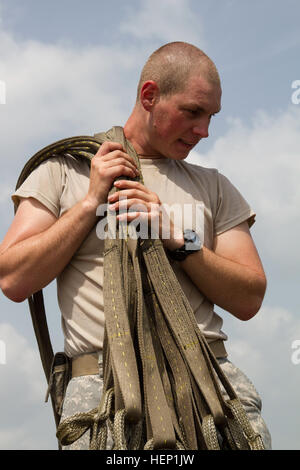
{"left": 182, "top": 104, "right": 222, "bottom": 115}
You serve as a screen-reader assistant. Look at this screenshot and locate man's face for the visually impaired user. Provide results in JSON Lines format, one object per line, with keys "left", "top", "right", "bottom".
{"left": 147, "top": 74, "right": 222, "bottom": 160}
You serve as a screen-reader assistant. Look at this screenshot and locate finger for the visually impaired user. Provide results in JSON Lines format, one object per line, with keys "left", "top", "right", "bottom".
{"left": 104, "top": 165, "right": 139, "bottom": 180}
{"left": 102, "top": 157, "right": 139, "bottom": 175}
{"left": 109, "top": 199, "right": 150, "bottom": 213}
{"left": 96, "top": 141, "right": 124, "bottom": 157}
{"left": 117, "top": 211, "right": 150, "bottom": 222}
{"left": 93, "top": 150, "right": 138, "bottom": 173}
{"left": 113, "top": 180, "right": 161, "bottom": 206}
{"left": 108, "top": 189, "right": 152, "bottom": 203}
{"left": 101, "top": 150, "right": 137, "bottom": 166}
{"left": 114, "top": 179, "right": 150, "bottom": 192}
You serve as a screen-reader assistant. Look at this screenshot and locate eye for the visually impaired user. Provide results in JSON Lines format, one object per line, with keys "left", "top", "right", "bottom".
{"left": 185, "top": 108, "right": 198, "bottom": 116}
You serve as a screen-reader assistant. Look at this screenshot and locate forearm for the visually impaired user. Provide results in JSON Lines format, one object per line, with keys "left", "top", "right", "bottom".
{"left": 0, "top": 198, "right": 99, "bottom": 302}
{"left": 180, "top": 246, "right": 267, "bottom": 320}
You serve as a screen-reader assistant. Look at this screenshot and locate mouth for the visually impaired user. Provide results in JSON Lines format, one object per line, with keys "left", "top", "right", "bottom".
{"left": 178, "top": 139, "right": 199, "bottom": 149}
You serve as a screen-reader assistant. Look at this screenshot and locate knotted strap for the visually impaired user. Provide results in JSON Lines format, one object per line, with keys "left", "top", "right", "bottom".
{"left": 16, "top": 127, "right": 265, "bottom": 450}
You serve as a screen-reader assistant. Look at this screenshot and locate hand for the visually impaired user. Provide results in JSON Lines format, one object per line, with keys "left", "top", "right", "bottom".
{"left": 107, "top": 179, "right": 184, "bottom": 250}
{"left": 84, "top": 142, "right": 140, "bottom": 210}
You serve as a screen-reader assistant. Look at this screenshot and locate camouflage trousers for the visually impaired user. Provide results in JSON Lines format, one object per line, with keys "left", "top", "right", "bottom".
{"left": 60, "top": 355, "right": 272, "bottom": 450}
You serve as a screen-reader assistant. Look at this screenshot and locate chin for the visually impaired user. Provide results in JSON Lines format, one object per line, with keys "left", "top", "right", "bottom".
{"left": 173, "top": 149, "right": 191, "bottom": 160}
{"left": 160, "top": 144, "right": 190, "bottom": 160}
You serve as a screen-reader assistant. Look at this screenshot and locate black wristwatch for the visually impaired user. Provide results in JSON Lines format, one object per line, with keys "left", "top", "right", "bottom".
{"left": 167, "top": 229, "right": 203, "bottom": 261}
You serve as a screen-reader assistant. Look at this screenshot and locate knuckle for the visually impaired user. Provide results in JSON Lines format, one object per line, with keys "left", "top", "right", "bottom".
{"left": 99, "top": 142, "right": 123, "bottom": 156}
{"left": 91, "top": 158, "right": 100, "bottom": 171}
{"left": 98, "top": 142, "right": 110, "bottom": 155}
{"left": 113, "top": 150, "right": 122, "bottom": 158}
{"left": 132, "top": 199, "right": 140, "bottom": 206}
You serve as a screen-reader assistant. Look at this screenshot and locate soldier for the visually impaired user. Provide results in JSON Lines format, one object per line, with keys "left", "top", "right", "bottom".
{"left": 0, "top": 42, "right": 271, "bottom": 449}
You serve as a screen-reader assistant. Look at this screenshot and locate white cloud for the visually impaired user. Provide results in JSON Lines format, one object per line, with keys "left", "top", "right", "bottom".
{"left": 120, "top": 0, "right": 204, "bottom": 45}
{"left": 0, "top": 35, "right": 134, "bottom": 156}
{"left": 187, "top": 106, "right": 300, "bottom": 276}
{"left": 224, "top": 305, "right": 300, "bottom": 377}
{"left": 0, "top": 323, "right": 57, "bottom": 449}
{"left": 0, "top": 18, "right": 148, "bottom": 236}
{"left": 219, "top": 305, "right": 300, "bottom": 449}
{"left": 0, "top": 26, "right": 149, "bottom": 175}
{"left": 0, "top": 185, "right": 11, "bottom": 204}
{"left": 0, "top": 0, "right": 205, "bottom": 175}
{"left": 0, "top": 323, "right": 43, "bottom": 399}
{"left": 0, "top": 0, "right": 207, "bottom": 180}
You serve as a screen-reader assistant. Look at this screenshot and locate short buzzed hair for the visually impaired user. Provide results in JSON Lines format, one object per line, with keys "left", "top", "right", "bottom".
{"left": 136, "top": 41, "right": 220, "bottom": 102}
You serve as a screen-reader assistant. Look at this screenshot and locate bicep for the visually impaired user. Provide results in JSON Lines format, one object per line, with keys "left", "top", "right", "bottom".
{"left": 0, "top": 197, "right": 57, "bottom": 253}
{"left": 213, "top": 221, "right": 266, "bottom": 278}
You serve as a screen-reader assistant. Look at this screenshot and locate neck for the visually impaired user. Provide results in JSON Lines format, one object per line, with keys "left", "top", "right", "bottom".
{"left": 138, "top": 153, "right": 162, "bottom": 158}
{"left": 124, "top": 105, "right": 162, "bottom": 159}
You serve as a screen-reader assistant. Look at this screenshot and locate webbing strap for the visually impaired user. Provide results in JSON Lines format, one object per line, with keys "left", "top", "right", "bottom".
{"left": 141, "top": 238, "right": 226, "bottom": 427}
{"left": 103, "top": 238, "right": 142, "bottom": 422}
{"left": 15, "top": 127, "right": 265, "bottom": 450}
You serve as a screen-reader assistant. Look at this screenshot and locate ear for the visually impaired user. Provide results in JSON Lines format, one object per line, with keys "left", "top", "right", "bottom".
{"left": 140, "top": 81, "right": 160, "bottom": 111}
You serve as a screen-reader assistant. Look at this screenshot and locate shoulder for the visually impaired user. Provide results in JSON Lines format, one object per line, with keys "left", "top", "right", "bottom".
{"left": 173, "top": 159, "right": 218, "bottom": 179}
{"left": 33, "top": 153, "right": 88, "bottom": 173}
{"left": 20, "top": 152, "right": 90, "bottom": 194}
{"left": 173, "top": 159, "right": 220, "bottom": 194}
{"left": 173, "top": 160, "right": 255, "bottom": 230}
{"left": 175, "top": 160, "right": 246, "bottom": 197}
{"left": 176, "top": 159, "right": 219, "bottom": 178}
{"left": 21, "top": 133, "right": 94, "bottom": 180}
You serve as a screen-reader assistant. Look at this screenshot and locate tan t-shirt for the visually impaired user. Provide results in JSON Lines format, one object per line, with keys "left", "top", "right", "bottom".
{"left": 12, "top": 154, "right": 255, "bottom": 357}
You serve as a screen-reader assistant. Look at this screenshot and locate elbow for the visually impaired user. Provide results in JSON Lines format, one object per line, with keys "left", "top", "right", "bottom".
{"left": 239, "top": 277, "right": 267, "bottom": 321}
{"left": 230, "top": 297, "right": 264, "bottom": 321}
{"left": 233, "top": 276, "right": 267, "bottom": 322}
{"left": 238, "top": 298, "right": 264, "bottom": 321}
{"left": 0, "top": 277, "right": 28, "bottom": 303}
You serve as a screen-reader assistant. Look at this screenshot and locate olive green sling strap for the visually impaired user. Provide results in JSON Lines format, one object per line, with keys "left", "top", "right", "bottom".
{"left": 15, "top": 126, "right": 265, "bottom": 450}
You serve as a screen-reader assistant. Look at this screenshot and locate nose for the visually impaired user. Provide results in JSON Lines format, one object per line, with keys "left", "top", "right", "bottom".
{"left": 192, "top": 117, "right": 210, "bottom": 138}
{"left": 192, "top": 124, "right": 209, "bottom": 139}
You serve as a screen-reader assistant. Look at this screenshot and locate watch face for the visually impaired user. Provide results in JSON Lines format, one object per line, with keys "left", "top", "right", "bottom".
{"left": 184, "top": 230, "right": 201, "bottom": 251}
{"left": 168, "top": 229, "right": 202, "bottom": 261}
{"left": 184, "top": 229, "right": 196, "bottom": 240}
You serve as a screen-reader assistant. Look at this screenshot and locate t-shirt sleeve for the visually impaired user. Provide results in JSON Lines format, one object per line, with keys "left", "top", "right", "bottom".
{"left": 12, "top": 157, "right": 64, "bottom": 218}
{"left": 214, "top": 172, "right": 256, "bottom": 235}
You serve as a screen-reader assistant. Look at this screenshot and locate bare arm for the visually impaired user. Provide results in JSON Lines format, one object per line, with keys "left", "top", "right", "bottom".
{"left": 180, "top": 221, "right": 267, "bottom": 320}
{"left": 0, "top": 142, "right": 140, "bottom": 302}
{"left": 0, "top": 197, "right": 99, "bottom": 302}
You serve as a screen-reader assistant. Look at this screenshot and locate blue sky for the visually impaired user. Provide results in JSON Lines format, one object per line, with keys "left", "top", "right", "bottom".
{"left": 0, "top": 0, "right": 300, "bottom": 450}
